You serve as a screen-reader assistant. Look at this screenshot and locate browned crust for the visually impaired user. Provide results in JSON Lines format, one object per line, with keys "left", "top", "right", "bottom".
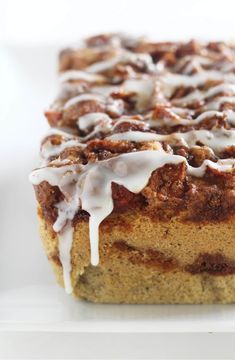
{"left": 34, "top": 160, "right": 235, "bottom": 227}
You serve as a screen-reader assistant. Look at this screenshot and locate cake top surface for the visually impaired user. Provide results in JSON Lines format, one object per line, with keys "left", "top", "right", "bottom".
{"left": 41, "top": 33, "right": 235, "bottom": 169}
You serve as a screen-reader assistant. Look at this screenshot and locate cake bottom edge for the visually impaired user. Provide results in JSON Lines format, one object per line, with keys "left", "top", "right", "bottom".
{"left": 73, "top": 265, "right": 235, "bottom": 304}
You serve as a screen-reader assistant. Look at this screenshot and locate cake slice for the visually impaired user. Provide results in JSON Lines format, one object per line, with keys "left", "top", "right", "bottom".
{"left": 30, "top": 34, "right": 235, "bottom": 303}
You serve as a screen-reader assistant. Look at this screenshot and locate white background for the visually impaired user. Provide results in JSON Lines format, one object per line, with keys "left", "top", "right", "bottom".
{"left": 2, "top": 1, "right": 235, "bottom": 359}
{"left": 2, "top": 0, "right": 235, "bottom": 46}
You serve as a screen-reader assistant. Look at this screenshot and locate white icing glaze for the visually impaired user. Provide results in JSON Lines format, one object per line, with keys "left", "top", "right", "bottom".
{"left": 171, "top": 107, "right": 194, "bottom": 116}
{"left": 221, "top": 62, "right": 235, "bottom": 73}
{"left": 165, "top": 70, "right": 223, "bottom": 86}
{"left": 172, "top": 90, "right": 202, "bottom": 107}
{"left": 73, "top": 108, "right": 235, "bottom": 142}
{"left": 63, "top": 92, "right": 123, "bottom": 118}
{"left": 122, "top": 78, "right": 155, "bottom": 111}
{"left": 104, "top": 99, "right": 123, "bottom": 116}
{"left": 77, "top": 113, "right": 148, "bottom": 140}
{"left": 188, "top": 158, "right": 235, "bottom": 177}
{"left": 61, "top": 68, "right": 235, "bottom": 118}
{"left": 107, "top": 131, "right": 159, "bottom": 142}
{"left": 59, "top": 70, "right": 105, "bottom": 83}
{"left": 203, "top": 96, "right": 235, "bottom": 111}
{"left": 146, "top": 113, "right": 185, "bottom": 127}
{"left": 57, "top": 222, "right": 74, "bottom": 293}
{"left": 146, "top": 109, "right": 233, "bottom": 127}
{"left": 173, "top": 55, "right": 212, "bottom": 74}
{"left": 191, "top": 111, "right": 223, "bottom": 124}
{"left": 225, "top": 109, "right": 235, "bottom": 125}
{"left": 92, "top": 77, "right": 156, "bottom": 111}
{"left": 92, "top": 85, "right": 120, "bottom": 97}
{"left": 180, "top": 128, "right": 235, "bottom": 153}
{"left": 30, "top": 163, "right": 82, "bottom": 289}
{"left": 40, "top": 128, "right": 86, "bottom": 164}
{"left": 113, "top": 116, "right": 147, "bottom": 129}
{"left": 78, "top": 112, "right": 113, "bottom": 140}
{"left": 30, "top": 164, "right": 82, "bottom": 189}
{"left": 161, "top": 71, "right": 235, "bottom": 97}
{"left": 30, "top": 150, "right": 235, "bottom": 294}
{"left": 182, "top": 57, "right": 212, "bottom": 75}
{"left": 85, "top": 50, "right": 154, "bottom": 73}
{"left": 172, "top": 84, "right": 235, "bottom": 107}
{"left": 43, "top": 128, "right": 76, "bottom": 139}
{"left": 85, "top": 52, "right": 123, "bottom": 73}
{"left": 78, "top": 112, "right": 112, "bottom": 132}
{"left": 106, "top": 128, "right": 235, "bottom": 154}
{"left": 42, "top": 111, "right": 235, "bottom": 158}
{"left": 205, "top": 83, "right": 235, "bottom": 98}
{"left": 41, "top": 139, "right": 85, "bottom": 162}
{"left": 63, "top": 93, "right": 105, "bottom": 109}
{"left": 41, "top": 110, "right": 235, "bottom": 164}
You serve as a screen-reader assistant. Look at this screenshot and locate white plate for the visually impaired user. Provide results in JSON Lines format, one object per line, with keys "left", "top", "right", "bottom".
{"left": 2, "top": 46, "right": 235, "bottom": 359}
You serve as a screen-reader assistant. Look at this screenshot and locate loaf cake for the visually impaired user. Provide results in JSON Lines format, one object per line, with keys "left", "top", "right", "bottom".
{"left": 30, "top": 34, "right": 235, "bottom": 303}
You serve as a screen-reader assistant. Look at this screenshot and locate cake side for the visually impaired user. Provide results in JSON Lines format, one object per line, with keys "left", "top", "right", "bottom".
{"left": 38, "top": 210, "right": 235, "bottom": 303}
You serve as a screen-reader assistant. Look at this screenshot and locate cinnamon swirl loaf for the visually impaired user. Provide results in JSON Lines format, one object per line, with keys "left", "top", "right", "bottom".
{"left": 30, "top": 34, "right": 235, "bottom": 303}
